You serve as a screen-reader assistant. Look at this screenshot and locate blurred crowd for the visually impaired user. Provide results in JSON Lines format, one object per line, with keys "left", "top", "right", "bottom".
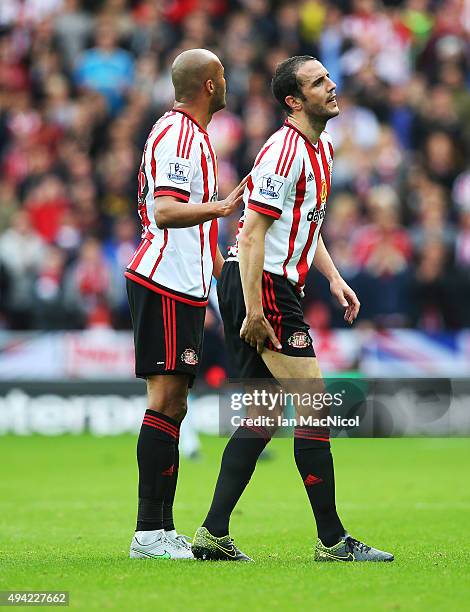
{"left": 1, "top": 0, "right": 470, "bottom": 347}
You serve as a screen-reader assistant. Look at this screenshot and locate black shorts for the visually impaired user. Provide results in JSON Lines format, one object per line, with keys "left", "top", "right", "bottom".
{"left": 217, "top": 261, "right": 315, "bottom": 379}
{"left": 126, "top": 278, "right": 205, "bottom": 384}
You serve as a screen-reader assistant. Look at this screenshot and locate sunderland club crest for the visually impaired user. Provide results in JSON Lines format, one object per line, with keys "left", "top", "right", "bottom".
{"left": 287, "top": 331, "right": 312, "bottom": 349}
{"left": 181, "top": 348, "right": 198, "bottom": 365}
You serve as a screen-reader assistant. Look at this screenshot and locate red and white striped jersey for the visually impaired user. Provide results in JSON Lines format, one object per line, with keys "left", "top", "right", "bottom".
{"left": 228, "top": 120, "right": 334, "bottom": 292}
{"left": 125, "top": 109, "right": 218, "bottom": 307}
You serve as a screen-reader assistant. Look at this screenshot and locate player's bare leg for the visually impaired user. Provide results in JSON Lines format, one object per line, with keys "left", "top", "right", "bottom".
{"left": 130, "top": 374, "right": 194, "bottom": 559}
{"left": 261, "top": 350, "right": 322, "bottom": 378}
{"left": 146, "top": 374, "right": 189, "bottom": 418}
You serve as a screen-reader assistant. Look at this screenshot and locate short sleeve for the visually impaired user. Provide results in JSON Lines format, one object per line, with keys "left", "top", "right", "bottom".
{"left": 245, "top": 142, "right": 297, "bottom": 220}
{"left": 153, "top": 125, "right": 196, "bottom": 203}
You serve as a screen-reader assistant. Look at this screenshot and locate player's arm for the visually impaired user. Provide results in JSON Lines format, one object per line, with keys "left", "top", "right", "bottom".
{"left": 238, "top": 210, "right": 282, "bottom": 354}
{"left": 155, "top": 177, "right": 247, "bottom": 229}
{"left": 212, "top": 246, "right": 225, "bottom": 280}
{"left": 238, "top": 144, "right": 293, "bottom": 352}
{"left": 313, "top": 234, "right": 360, "bottom": 324}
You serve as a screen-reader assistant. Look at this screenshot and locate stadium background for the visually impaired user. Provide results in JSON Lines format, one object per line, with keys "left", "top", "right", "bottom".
{"left": 2, "top": 0, "right": 470, "bottom": 383}
{"left": 2, "top": 0, "right": 470, "bottom": 395}
{"left": 1, "top": 1, "right": 470, "bottom": 610}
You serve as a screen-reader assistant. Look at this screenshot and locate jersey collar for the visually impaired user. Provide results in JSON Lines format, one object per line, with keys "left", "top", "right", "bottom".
{"left": 284, "top": 119, "right": 320, "bottom": 152}
{"left": 173, "top": 108, "right": 208, "bottom": 135}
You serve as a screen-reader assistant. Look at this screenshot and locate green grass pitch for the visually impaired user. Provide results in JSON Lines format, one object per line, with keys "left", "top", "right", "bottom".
{"left": 1, "top": 435, "right": 470, "bottom": 610}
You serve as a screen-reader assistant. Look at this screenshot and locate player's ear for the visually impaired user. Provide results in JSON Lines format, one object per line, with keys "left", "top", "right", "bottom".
{"left": 205, "top": 79, "right": 215, "bottom": 95}
{"left": 285, "top": 95, "right": 302, "bottom": 113}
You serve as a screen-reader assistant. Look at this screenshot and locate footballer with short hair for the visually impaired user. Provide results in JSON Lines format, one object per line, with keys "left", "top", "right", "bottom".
{"left": 126, "top": 48, "right": 246, "bottom": 560}
{"left": 192, "top": 56, "right": 394, "bottom": 562}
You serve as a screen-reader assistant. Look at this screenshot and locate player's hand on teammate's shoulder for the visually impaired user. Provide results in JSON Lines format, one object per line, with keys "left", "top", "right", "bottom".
{"left": 217, "top": 175, "right": 249, "bottom": 217}
{"left": 329, "top": 277, "right": 360, "bottom": 325}
{"left": 240, "top": 311, "right": 282, "bottom": 354}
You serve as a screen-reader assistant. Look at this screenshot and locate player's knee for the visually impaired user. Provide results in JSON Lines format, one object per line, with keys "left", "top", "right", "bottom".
{"left": 150, "top": 401, "right": 187, "bottom": 422}
{"left": 147, "top": 393, "right": 187, "bottom": 421}
{"left": 167, "top": 400, "right": 187, "bottom": 422}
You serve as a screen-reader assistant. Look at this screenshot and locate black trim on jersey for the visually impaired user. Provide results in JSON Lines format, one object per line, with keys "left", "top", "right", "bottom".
{"left": 173, "top": 109, "right": 208, "bottom": 135}
{"left": 154, "top": 185, "right": 190, "bottom": 202}
{"left": 125, "top": 269, "right": 208, "bottom": 305}
{"left": 248, "top": 199, "right": 282, "bottom": 216}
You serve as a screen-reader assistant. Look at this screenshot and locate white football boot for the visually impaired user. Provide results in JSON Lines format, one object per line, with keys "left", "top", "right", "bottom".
{"left": 130, "top": 529, "right": 193, "bottom": 559}
{"left": 165, "top": 529, "right": 194, "bottom": 557}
